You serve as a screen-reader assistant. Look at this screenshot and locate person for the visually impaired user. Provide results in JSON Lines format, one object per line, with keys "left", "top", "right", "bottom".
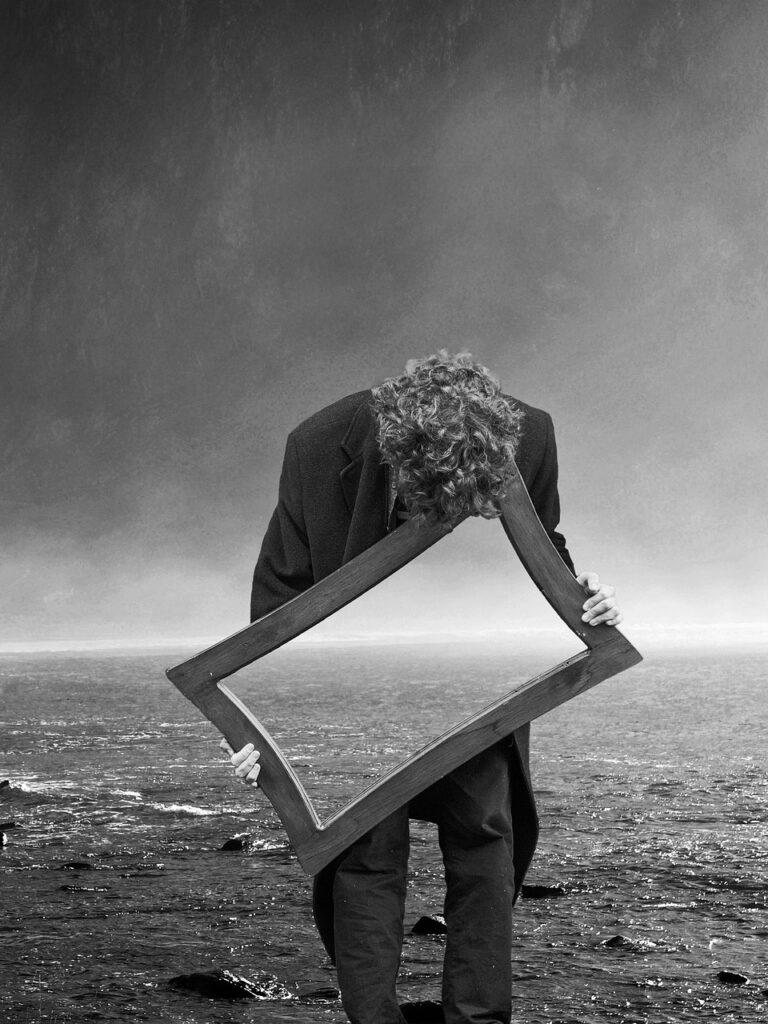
{"left": 222, "top": 352, "right": 622, "bottom": 1024}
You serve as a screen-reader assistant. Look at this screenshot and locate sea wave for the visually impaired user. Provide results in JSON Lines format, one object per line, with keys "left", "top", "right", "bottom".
{"left": 145, "top": 802, "right": 221, "bottom": 816}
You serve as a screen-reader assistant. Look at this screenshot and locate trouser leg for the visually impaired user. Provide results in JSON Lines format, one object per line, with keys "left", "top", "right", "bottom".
{"left": 333, "top": 805, "right": 411, "bottom": 1024}
{"left": 430, "top": 744, "right": 516, "bottom": 1024}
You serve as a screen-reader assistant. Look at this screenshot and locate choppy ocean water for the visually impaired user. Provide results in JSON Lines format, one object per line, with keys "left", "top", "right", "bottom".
{"left": 0, "top": 642, "right": 765, "bottom": 1023}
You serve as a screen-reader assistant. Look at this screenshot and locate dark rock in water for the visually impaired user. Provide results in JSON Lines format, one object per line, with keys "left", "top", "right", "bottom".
{"left": 169, "top": 969, "right": 293, "bottom": 1001}
{"left": 0, "top": 821, "right": 16, "bottom": 830}
{"left": 220, "top": 835, "right": 252, "bottom": 851}
{"left": 521, "top": 884, "right": 565, "bottom": 899}
{"left": 411, "top": 914, "right": 447, "bottom": 935}
{"left": 600, "top": 934, "right": 657, "bottom": 953}
{"left": 0, "top": 782, "right": 46, "bottom": 808}
{"left": 297, "top": 984, "right": 340, "bottom": 1001}
{"left": 717, "top": 970, "right": 748, "bottom": 985}
{"left": 400, "top": 1000, "right": 445, "bottom": 1023}
{"left": 59, "top": 861, "right": 95, "bottom": 870}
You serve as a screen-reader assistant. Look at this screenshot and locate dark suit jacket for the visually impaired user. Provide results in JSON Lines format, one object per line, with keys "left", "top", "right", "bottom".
{"left": 251, "top": 389, "right": 573, "bottom": 619}
{"left": 250, "top": 390, "right": 574, "bottom": 945}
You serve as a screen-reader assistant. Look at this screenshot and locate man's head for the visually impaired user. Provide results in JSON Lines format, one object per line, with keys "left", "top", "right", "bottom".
{"left": 371, "top": 351, "right": 522, "bottom": 523}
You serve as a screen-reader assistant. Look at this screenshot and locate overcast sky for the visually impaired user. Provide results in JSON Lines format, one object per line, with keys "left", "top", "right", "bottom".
{"left": 2, "top": 0, "right": 766, "bottom": 649}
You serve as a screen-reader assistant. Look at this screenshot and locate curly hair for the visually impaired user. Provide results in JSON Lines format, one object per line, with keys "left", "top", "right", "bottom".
{"left": 371, "top": 351, "right": 523, "bottom": 523}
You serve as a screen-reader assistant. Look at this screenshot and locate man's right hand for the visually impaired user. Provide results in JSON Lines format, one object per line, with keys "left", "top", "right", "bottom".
{"left": 220, "top": 739, "right": 261, "bottom": 787}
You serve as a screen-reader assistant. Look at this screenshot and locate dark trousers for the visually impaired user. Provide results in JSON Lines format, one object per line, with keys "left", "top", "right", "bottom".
{"left": 332, "top": 742, "right": 516, "bottom": 1024}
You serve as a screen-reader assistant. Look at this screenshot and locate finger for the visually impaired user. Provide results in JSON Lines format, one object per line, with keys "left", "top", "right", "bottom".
{"left": 582, "top": 585, "right": 615, "bottom": 610}
{"left": 576, "top": 571, "right": 600, "bottom": 594}
{"left": 220, "top": 738, "right": 235, "bottom": 757}
{"left": 589, "top": 614, "right": 622, "bottom": 627}
{"left": 229, "top": 742, "right": 255, "bottom": 767}
{"left": 586, "top": 607, "right": 623, "bottom": 626}
{"left": 234, "top": 750, "right": 260, "bottom": 777}
{"left": 237, "top": 763, "right": 261, "bottom": 787}
{"left": 582, "top": 597, "right": 617, "bottom": 620}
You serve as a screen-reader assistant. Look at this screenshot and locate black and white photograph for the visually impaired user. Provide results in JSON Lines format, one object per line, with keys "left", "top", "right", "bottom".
{"left": 1, "top": 2, "right": 766, "bottom": 1022}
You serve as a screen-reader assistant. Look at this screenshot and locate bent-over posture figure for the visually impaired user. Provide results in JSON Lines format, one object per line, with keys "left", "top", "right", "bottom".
{"left": 225, "top": 352, "right": 621, "bottom": 1024}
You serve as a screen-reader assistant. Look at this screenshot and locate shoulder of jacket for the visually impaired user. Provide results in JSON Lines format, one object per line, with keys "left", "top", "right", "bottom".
{"left": 503, "top": 392, "right": 548, "bottom": 419}
{"left": 289, "top": 390, "right": 372, "bottom": 447}
{"left": 504, "top": 394, "right": 553, "bottom": 432}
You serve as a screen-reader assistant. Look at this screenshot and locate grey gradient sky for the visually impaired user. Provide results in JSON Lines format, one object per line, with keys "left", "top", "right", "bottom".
{"left": 1, "top": 0, "right": 766, "bottom": 647}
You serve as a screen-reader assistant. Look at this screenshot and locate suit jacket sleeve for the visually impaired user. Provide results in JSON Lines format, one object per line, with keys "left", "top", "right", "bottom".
{"left": 250, "top": 432, "right": 315, "bottom": 621}
{"left": 526, "top": 413, "right": 575, "bottom": 575}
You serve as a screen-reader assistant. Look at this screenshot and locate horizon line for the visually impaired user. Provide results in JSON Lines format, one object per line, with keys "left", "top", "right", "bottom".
{"left": 0, "top": 621, "right": 766, "bottom": 654}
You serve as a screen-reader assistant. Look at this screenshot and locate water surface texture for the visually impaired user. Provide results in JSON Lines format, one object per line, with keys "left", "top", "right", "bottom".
{"left": 1, "top": 645, "right": 765, "bottom": 1022}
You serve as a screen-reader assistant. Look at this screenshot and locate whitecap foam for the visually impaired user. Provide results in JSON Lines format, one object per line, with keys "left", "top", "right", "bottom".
{"left": 14, "top": 779, "right": 82, "bottom": 794}
{"left": 146, "top": 802, "right": 219, "bottom": 816}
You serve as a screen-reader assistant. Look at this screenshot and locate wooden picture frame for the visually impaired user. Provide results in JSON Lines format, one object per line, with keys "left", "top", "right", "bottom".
{"left": 166, "top": 461, "right": 641, "bottom": 876}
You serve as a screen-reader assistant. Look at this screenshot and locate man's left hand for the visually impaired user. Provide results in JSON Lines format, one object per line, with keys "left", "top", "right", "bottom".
{"left": 576, "top": 572, "right": 623, "bottom": 627}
